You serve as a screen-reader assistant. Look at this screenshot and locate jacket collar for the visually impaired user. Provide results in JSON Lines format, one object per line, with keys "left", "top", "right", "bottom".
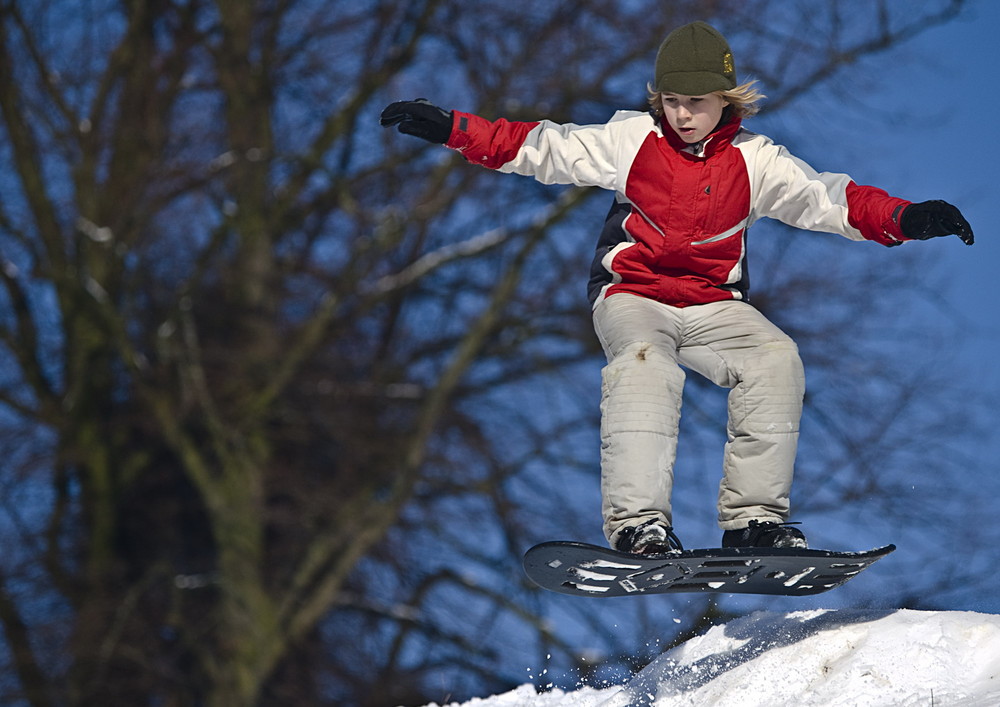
{"left": 661, "top": 113, "right": 742, "bottom": 158}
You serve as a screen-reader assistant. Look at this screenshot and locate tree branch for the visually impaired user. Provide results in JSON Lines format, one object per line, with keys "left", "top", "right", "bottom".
{"left": 0, "top": 571, "right": 53, "bottom": 707}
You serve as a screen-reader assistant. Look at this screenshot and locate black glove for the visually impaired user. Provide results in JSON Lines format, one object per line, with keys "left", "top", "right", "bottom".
{"left": 900, "top": 200, "right": 974, "bottom": 245}
{"left": 379, "top": 99, "right": 453, "bottom": 144}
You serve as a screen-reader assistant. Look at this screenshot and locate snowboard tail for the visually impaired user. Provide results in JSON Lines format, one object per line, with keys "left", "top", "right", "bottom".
{"left": 523, "top": 542, "right": 895, "bottom": 597}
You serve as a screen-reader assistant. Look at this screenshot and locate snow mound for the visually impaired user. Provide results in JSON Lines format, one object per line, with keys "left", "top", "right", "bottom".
{"left": 425, "top": 609, "right": 1000, "bottom": 707}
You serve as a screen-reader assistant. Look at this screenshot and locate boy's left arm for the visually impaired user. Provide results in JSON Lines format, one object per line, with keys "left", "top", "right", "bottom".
{"left": 847, "top": 184, "right": 974, "bottom": 246}
{"left": 752, "top": 141, "right": 974, "bottom": 246}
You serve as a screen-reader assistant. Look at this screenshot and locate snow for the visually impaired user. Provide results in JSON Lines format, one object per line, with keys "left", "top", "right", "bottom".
{"left": 420, "top": 609, "right": 1000, "bottom": 707}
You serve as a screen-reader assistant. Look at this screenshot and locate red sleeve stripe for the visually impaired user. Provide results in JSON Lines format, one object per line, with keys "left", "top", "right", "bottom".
{"left": 845, "top": 181, "right": 911, "bottom": 246}
{"left": 446, "top": 110, "right": 541, "bottom": 170}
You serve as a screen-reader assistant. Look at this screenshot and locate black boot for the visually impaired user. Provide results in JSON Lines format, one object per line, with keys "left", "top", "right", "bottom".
{"left": 722, "top": 520, "right": 807, "bottom": 549}
{"left": 616, "top": 519, "right": 684, "bottom": 555}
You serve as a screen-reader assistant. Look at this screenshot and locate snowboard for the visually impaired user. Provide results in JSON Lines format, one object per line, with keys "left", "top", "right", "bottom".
{"left": 523, "top": 541, "right": 895, "bottom": 597}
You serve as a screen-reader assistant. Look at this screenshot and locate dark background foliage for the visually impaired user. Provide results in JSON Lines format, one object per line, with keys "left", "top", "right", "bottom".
{"left": 0, "top": 1, "right": 987, "bottom": 705}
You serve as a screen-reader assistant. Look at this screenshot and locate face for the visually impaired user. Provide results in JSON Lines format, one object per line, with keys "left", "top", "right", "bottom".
{"left": 661, "top": 92, "right": 728, "bottom": 144}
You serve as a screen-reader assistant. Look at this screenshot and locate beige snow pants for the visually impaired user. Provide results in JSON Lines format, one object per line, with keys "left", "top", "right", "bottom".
{"left": 593, "top": 294, "right": 806, "bottom": 545}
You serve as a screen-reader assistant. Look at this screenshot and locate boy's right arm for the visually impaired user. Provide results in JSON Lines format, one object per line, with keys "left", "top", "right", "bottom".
{"left": 381, "top": 99, "right": 625, "bottom": 190}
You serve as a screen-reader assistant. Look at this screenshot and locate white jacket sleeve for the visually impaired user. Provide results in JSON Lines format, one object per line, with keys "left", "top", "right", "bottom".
{"left": 741, "top": 134, "right": 910, "bottom": 245}
{"left": 743, "top": 136, "right": 864, "bottom": 240}
{"left": 448, "top": 110, "right": 648, "bottom": 192}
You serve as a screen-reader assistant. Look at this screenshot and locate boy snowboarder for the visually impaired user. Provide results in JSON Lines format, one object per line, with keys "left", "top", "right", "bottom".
{"left": 380, "top": 21, "right": 974, "bottom": 555}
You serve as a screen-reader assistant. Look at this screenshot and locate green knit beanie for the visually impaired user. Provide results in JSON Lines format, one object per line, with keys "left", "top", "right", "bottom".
{"left": 654, "top": 21, "right": 736, "bottom": 95}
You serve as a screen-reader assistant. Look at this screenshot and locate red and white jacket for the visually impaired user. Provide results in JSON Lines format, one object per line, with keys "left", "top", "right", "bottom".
{"left": 446, "top": 109, "right": 911, "bottom": 308}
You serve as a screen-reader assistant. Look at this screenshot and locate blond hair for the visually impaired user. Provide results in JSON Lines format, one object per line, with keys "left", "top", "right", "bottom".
{"left": 647, "top": 79, "right": 765, "bottom": 119}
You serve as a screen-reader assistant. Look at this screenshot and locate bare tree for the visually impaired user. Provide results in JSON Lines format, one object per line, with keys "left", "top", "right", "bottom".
{"left": 0, "top": 0, "right": 978, "bottom": 705}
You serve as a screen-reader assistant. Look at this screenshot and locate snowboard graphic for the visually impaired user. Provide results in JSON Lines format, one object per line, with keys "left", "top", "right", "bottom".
{"left": 523, "top": 541, "right": 895, "bottom": 597}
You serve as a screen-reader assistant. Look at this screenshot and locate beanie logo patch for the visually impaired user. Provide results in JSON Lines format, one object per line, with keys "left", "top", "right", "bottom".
{"left": 723, "top": 52, "right": 734, "bottom": 75}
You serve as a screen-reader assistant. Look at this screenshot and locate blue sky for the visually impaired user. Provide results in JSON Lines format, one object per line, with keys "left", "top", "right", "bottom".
{"left": 871, "top": 1, "right": 1000, "bottom": 385}
{"left": 780, "top": 1, "right": 1000, "bottom": 611}
{"left": 880, "top": 3, "right": 1000, "bottom": 462}
{"left": 747, "top": 0, "right": 1000, "bottom": 609}
{"left": 876, "top": 2, "right": 1000, "bottom": 608}
{"left": 775, "top": 0, "right": 1000, "bottom": 459}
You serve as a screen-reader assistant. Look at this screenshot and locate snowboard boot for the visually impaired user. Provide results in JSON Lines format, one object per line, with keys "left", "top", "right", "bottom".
{"left": 722, "top": 520, "right": 808, "bottom": 549}
{"left": 615, "top": 519, "right": 684, "bottom": 555}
